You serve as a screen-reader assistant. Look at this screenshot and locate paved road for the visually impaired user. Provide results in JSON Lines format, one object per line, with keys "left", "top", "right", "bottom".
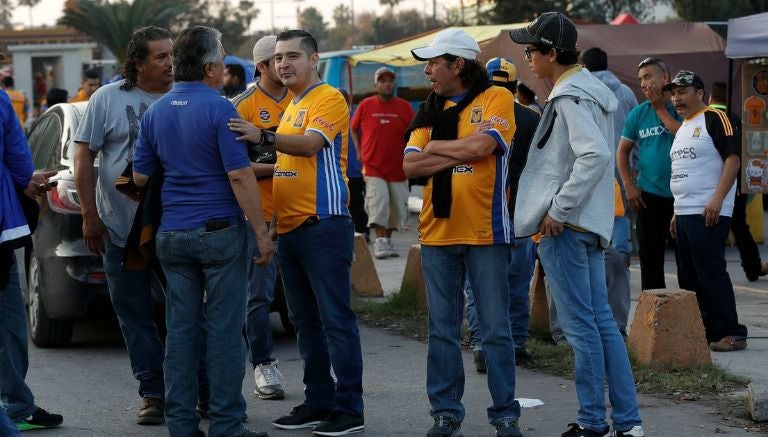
{"left": 26, "top": 316, "right": 761, "bottom": 436}
{"left": 22, "top": 215, "right": 768, "bottom": 436}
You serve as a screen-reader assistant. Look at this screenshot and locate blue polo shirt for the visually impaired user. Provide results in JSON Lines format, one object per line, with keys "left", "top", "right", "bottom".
{"left": 133, "top": 82, "right": 252, "bottom": 231}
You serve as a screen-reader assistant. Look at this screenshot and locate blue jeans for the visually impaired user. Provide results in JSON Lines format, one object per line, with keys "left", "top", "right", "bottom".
{"left": 466, "top": 238, "right": 535, "bottom": 351}
{"left": 0, "top": 254, "right": 36, "bottom": 422}
{"left": 422, "top": 244, "right": 520, "bottom": 426}
{"left": 675, "top": 215, "right": 747, "bottom": 342}
{"left": 538, "top": 229, "right": 641, "bottom": 432}
{"left": 246, "top": 226, "right": 278, "bottom": 366}
{"left": 0, "top": 406, "right": 20, "bottom": 436}
{"left": 612, "top": 216, "right": 632, "bottom": 258}
{"left": 156, "top": 223, "right": 249, "bottom": 437}
{"left": 103, "top": 241, "right": 164, "bottom": 400}
{"left": 277, "top": 216, "right": 363, "bottom": 415}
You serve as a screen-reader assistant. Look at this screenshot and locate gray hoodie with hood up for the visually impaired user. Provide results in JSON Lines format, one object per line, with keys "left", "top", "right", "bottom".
{"left": 514, "top": 68, "right": 618, "bottom": 246}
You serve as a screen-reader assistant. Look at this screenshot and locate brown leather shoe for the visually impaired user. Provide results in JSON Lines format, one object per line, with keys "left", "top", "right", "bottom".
{"left": 137, "top": 397, "right": 164, "bottom": 425}
{"left": 709, "top": 336, "right": 747, "bottom": 352}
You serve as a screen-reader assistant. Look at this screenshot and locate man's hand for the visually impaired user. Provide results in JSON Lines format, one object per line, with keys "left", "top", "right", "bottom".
{"left": 669, "top": 215, "right": 676, "bottom": 239}
{"left": 24, "top": 170, "right": 57, "bottom": 197}
{"left": 82, "top": 211, "right": 108, "bottom": 255}
{"left": 228, "top": 118, "right": 262, "bottom": 143}
{"left": 539, "top": 214, "right": 565, "bottom": 237}
{"left": 625, "top": 184, "right": 646, "bottom": 211}
{"left": 703, "top": 197, "right": 723, "bottom": 227}
{"left": 252, "top": 231, "right": 274, "bottom": 266}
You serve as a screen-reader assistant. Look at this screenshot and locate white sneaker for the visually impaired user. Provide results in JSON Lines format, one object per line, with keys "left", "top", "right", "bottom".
{"left": 373, "top": 238, "right": 389, "bottom": 259}
{"left": 385, "top": 238, "right": 399, "bottom": 258}
{"left": 613, "top": 425, "right": 644, "bottom": 436}
{"left": 254, "top": 360, "right": 285, "bottom": 400}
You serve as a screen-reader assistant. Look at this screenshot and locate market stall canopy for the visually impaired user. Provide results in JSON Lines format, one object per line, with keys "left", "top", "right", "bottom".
{"left": 610, "top": 13, "right": 640, "bottom": 25}
{"left": 725, "top": 11, "right": 768, "bottom": 59}
{"left": 349, "top": 24, "right": 526, "bottom": 67}
{"left": 481, "top": 22, "right": 727, "bottom": 103}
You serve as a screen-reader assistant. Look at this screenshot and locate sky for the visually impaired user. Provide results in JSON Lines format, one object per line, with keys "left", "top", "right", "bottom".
{"left": 11, "top": 0, "right": 460, "bottom": 31}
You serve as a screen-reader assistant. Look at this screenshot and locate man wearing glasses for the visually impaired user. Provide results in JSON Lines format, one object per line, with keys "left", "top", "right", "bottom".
{"left": 511, "top": 12, "right": 644, "bottom": 437}
{"left": 616, "top": 57, "right": 681, "bottom": 290}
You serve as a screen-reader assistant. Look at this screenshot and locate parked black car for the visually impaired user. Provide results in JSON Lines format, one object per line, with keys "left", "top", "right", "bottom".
{"left": 20, "top": 102, "right": 292, "bottom": 347}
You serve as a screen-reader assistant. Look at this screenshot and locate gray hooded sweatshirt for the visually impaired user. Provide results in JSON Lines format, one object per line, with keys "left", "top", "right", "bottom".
{"left": 514, "top": 68, "right": 618, "bottom": 246}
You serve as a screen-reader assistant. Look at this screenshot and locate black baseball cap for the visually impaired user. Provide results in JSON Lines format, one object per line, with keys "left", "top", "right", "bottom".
{"left": 662, "top": 70, "right": 705, "bottom": 92}
{"left": 509, "top": 12, "right": 578, "bottom": 52}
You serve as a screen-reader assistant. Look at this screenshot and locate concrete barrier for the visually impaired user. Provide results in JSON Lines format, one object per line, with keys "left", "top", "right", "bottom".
{"left": 748, "top": 383, "right": 768, "bottom": 422}
{"left": 627, "top": 289, "right": 711, "bottom": 369}
{"left": 400, "top": 244, "right": 427, "bottom": 310}
{"left": 528, "top": 260, "right": 550, "bottom": 335}
{"left": 351, "top": 233, "right": 384, "bottom": 297}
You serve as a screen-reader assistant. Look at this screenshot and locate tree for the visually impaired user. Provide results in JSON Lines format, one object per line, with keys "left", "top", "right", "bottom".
{"left": 379, "top": 0, "right": 400, "bottom": 7}
{"left": 662, "top": 0, "right": 768, "bottom": 21}
{"left": 327, "top": 4, "right": 354, "bottom": 50}
{"left": 176, "top": 0, "right": 258, "bottom": 54}
{"left": 58, "top": 0, "right": 186, "bottom": 64}
{"left": 477, "top": 0, "right": 658, "bottom": 24}
{"left": 0, "top": 0, "right": 42, "bottom": 29}
{"left": 298, "top": 7, "right": 328, "bottom": 48}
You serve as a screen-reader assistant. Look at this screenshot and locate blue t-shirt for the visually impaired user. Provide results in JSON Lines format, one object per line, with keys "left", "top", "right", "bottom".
{"left": 133, "top": 82, "right": 252, "bottom": 231}
{"left": 347, "top": 132, "right": 362, "bottom": 178}
{"left": 621, "top": 100, "right": 681, "bottom": 198}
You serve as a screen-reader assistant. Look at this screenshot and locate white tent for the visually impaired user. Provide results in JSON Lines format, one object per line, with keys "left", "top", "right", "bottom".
{"left": 725, "top": 11, "right": 768, "bottom": 59}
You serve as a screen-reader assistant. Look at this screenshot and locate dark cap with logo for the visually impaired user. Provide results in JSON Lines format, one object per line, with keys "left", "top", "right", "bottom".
{"left": 662, "top": 70, "right": 704, "bottom": 92}
{"left": 508, "top": 12, "right": 578, "bottom": 52}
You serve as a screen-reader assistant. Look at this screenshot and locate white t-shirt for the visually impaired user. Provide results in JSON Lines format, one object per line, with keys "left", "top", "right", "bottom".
{"left": 669, "top": 107, "right": 739, "bottom": 216}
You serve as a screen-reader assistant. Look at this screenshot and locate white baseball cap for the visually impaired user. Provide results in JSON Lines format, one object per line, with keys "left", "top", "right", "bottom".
{"left": 252, "top": 35, "right": 277, "bottom": 64}
{"left": 411, "top": 28, "right": 480, "bottom": 61}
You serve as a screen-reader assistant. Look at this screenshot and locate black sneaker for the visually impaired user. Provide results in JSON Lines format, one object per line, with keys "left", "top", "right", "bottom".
{"left": 562, "top": 423, "right": 609, "bottom": 437}
{"left": 14, "top": 407, "right": 63, "bottom": 431}
{"left": 427, "top": 415, "right": 463, "bottom": 437}
{"left": 272, "top": 404, "right": 331, "bottom": 430}
{"left": 612, "top": 425, "right": 644, "bottom": 436}
{"left": 195, "top": 430, "right": 206, "bottom": 437}
{"left": 312, "top": 410, "right": 364, "bottom": 436}
{"left": 495, "top": 419, "right": 523, "bottom": 437}
{"left": 473, "top": 349, "right": 487, "bottom": 374}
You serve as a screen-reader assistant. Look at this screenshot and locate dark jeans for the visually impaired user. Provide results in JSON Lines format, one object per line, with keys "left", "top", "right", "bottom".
{"left": 278, "top": 216, "right": 363, "bottom": 415}
{"left": 731, "top": 193, "right": 764, "bottom": 278}
{"left": 348, "top": 177, "right": 369, "bottom": 236}
{"left": 636, "top": 191, "right": 675, "bottom": 290}
{"left": 675, "top": 215, "right": 748, "bottom": 342}
{"left": 103, "top": 241, "right": 165, "bottom": 399}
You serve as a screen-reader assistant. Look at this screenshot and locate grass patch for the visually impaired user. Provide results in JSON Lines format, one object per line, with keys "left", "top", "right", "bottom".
{"left": 352, "top": 287, "right": 428, "bottom": 341}
{"left": 353, "top": 290, "right": 749, "bottom": 398}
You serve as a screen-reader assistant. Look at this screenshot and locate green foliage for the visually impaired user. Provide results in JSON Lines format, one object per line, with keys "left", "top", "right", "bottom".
{"left": 477, "top": 0, "right": 659, "bottom": 24}
{"left": 58, "top": 0, "right": 258, "bottom": 64}
{"left": 298, "top": 7, "right": 329, "bottom": 48}
{"left": 176, "top": 0, "right": 258, "bottom": 54}
{"left": 58, "top": 0, "right": 186, "bottom": 63}
{"left": 663, "top": 0, "right": 768, "bottom": 21}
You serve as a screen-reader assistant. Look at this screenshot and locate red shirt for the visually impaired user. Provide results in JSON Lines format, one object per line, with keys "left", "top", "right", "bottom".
{"left": 351, "top": 95, "right": 415, "bottom": 181}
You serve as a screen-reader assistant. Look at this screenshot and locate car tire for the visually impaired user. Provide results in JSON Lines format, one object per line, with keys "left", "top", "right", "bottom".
{"left": 27, "top": 250, "right": 74, "bottom": 348}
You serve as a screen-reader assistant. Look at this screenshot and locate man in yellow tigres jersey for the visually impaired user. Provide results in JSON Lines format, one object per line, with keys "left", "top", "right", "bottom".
{"left": 231, "top": 34, "right": 290, "bottom": 402}
{"left": 1, "top": 77, "right": 28, "bottom": 126}
{"left": 403, "top": 28, "right": 521, "bottom": 437}
{"left": 228, "top": 30, "right": 364, "bottom": 437}
{"left": 69, "top": 68, "right": 100, "bottom": 103}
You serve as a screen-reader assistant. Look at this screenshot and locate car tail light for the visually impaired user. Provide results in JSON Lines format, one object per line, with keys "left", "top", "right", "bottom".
{"left": 48, "top": 179, "right": 82, "bottom": 214}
